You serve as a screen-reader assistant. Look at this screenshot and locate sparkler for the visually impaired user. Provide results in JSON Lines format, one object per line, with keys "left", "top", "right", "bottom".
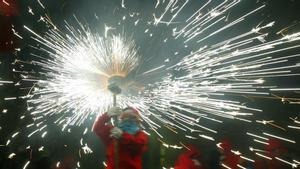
{"left": 1, "top": 0, "right": 300, "bottom": 168}
{"left": 22, "top": 22, "right": 140, "bottom": 126}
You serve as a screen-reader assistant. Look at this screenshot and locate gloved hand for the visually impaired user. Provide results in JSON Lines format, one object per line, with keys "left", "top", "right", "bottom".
{"left": 110, "top": 127, "right": 123, "bottom": 139}
{"left": 192, "top": 159, "right": 201, "bottom": 166}
{"left": 107, "top": 107, "right": 122, "bottom": 117}
{"left": 193, "top": 159, "right": 201, "bottom": 166}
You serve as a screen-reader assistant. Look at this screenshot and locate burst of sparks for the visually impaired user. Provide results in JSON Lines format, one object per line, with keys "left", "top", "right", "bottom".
{"left": 22, "top": 21, "right": 140, "bottom": 126}
{"left": 1, "top": 0, "right": 300, "bottom": 168}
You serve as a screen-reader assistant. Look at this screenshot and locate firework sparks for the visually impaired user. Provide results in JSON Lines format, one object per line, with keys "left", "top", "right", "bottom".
{"left": 2, "top": 0, "right": 9, "bottom": 6}
{"left": 23, "top": 161, "right": 30, "bottom": 169}
{"left": 1, "top": 0, "right": 300, "bottom": 168}
{"left": 22, "top": 20, "right": 140, "bottom": 126}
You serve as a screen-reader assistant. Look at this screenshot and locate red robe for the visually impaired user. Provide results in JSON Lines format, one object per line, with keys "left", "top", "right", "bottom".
{"left": 0, "top": 0, "right": 20, "bottom": 52}
{"left": 0, "top": 0, "right": 19, "bottom": 16}
{"left": 254, "top": 139, "right": 287, "bottom": 169}
{"left": 254, "top": 158, "right": 284, "bottom": 169}
{"left": 174, "top": 145, "right": 205, "bottom": 169}
{"left": 219, "top": 139, "right": 240, "bottom": 169}
{"left": 93, "top": 113, "right": 148, "bottom": 169}
{"left": 221, "top": 152, "right": 240, "bottom": 169}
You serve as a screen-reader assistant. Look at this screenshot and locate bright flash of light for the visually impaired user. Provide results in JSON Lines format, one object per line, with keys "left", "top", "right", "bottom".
{"left": 22, "top": 20, "right": 140, "bottom": 126}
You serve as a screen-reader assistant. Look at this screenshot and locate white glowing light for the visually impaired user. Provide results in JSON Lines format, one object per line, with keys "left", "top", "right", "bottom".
{"left": 24, "top": 21, "right": 140, "bottom": 126}
{"left": 37, "top": 0, "right": 45, "bottom": 9}
{"left": 8, "top": 153, "right": 16, "bottom": 159}
{"left": 275, "top": 157, "right": 298, "bottom": 168}
{"left": 263, "top": 132, "right": 296, "bottom": 144}
{"left": 56, "top": 162, "right": 61, "bottom": 168}
{"left": 288, "top": 126, "right": 300, "bottom": 130}
{"left": 247, "top": 132, "right": 269, "bottom": 141}
{"left": 82, "top": 143, "right": 93, "bottom": 154}
{"left": 41, "top": 131, "right": 47, "bottom": 138}
{"left": 28, "top": 6, "right": 34, "bottom": 15}
{"left": 11, "top": 132, "right": 19, "bottom": 138}
{"left": 38, "top": 146, "right": 44, "bottom": 151}
{"left": 240, "top": 156, "right": 255, "bottom": 162}
{"left": 255, "top": 152, "right": 272, "bottom": 160}
{"left": 237, "top": 164, "right": 247, "bottom": 169}
{"left": 2, "top": 0, "right": 9, "bottom": 6}
{"left": 23, "top": 161, "right": 30, "bottom": 169}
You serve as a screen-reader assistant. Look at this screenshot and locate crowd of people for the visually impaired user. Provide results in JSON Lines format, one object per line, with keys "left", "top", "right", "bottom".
{"left": 93, "top": 107, "right": 290, "bottom": 169}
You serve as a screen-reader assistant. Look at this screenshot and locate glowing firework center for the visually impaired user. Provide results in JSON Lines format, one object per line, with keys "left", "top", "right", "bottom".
{"left": 26, "top": 31, "right": 140, "bottom": 125}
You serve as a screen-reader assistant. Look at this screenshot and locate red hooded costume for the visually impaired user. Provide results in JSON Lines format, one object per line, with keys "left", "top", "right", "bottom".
{"left": 0, "top": 0, "right": 20, "bottom": 52}
{"left": 0, "top": 0, "right": 19, "bottom": 16}
{"left": 93, "top": 112, "right": 148, "bottom": 169}
{"left": 174, "top": 145, "right": 205, "bottom": 169}
{"left": 254, "top": 139, "right": 287, "bottom": 169}
{"left": 219, "top": 139, "right": 240, "bottom": 169}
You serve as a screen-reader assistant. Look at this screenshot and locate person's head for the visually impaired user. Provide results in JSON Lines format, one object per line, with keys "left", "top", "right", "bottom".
{"left": 118, "top": 107, "right": 141, "bottom": 134}
{"left": 265, "top": 139, "right": 287, "bottom": 157}
{"left": 184, "top": 145, "right": 201, "bottom": 160}
{"left": 118, "top": 107, "right": 141, "bottom": 123}
{"left": 217, "top": 138, "right": 232, "bottom": 154}
{"left": 60, "top": 155, "right": 75, "bottom": 169}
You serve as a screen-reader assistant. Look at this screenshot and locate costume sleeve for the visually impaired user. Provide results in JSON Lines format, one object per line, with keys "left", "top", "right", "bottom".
{"left": 92, "top": 113, "right": 113, "bottom": 145}
{"left": 120, "top": 131, "right": 148, "bottom": 153}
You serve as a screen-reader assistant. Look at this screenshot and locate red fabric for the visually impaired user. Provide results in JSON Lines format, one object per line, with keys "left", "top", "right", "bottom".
{"left": 0, "top": 0, "right": 19, "bottom": 16}
{"left": 174, "top": 145, "right": 205, "bottom": 169}
{"left": 254, "top": 139, "right": 287, "bottom": 169}
{"left": 219, "top": 139, "right": 232, "bottom": 153}
{"left": 254, "top": 159, "right": 265, "bottom": 169}
{"left": 219, "top": 139, "right": 240, "bottom": 169}
{"left": 0, "top": 0, "right": 20, "bottom": 52}
{"left": 265, "top": 139, "right": 287, "bottom": 157}
{"left": 221, "top": 152, "right": 240, "bottom": 169}
{"left": 93, "top": 113, "right": 148, "bottom": 169}
{"left": 119, "top": 107, "right": 140, "bottom": 120}
{"left": 56, "top": 155, "right": 75, "bottom": 169}
{"left": 254, "top": 158, "right": 285, "bottom": 169}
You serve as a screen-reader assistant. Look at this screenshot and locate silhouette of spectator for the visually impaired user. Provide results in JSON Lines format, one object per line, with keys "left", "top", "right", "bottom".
{"left": 217, "top": 139, "right": 241, "bottom": 169}
{"left": 174, "top": 145, "right": 206, "bottom": 169}
{"left": 254, "top": 138, "right": 288, "bottom": 169}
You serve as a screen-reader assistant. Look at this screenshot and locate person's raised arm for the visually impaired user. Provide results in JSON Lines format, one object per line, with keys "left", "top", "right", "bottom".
{"left": 92, "top": 113, "right": 113, "bottom": 145}
{"left": 92, "top": 107, "right": 122, "bottom": 145}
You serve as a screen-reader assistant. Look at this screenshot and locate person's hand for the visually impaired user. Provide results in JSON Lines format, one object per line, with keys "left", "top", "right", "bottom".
{"left": 192, "top": 159, "right": 201, "bottom": 166}
{"left": 110, "top": 127, "right": 123, "bottom": 139}
{"left": 107, "top": 107, "right": 122, "bottom": 117}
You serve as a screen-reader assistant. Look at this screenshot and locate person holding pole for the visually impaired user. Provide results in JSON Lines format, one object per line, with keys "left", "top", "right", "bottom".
{"left": 93, "top": 107, "right": 148, "bottom": 169}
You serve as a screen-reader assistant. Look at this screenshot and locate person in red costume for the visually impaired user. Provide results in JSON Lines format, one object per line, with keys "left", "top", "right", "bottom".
{"left": 93, "top": 107, "right": 148, "bottom": 169}
{"left": 0, "top": 0, "right": 19, "bottom": 16}
{"left": 174, "top": 145, "right": 206, "bottom": 169}
{"left": 217, "top": 139, "right": 241, "bottom": 169}
{"left": 254, "top": 138, "right": 288, "bottom": 169}
{"left": 0, "top": 0, "right": 20, "bottom": 53}
{"left": 55, "top": 155, "right": 75, "bottom": 169}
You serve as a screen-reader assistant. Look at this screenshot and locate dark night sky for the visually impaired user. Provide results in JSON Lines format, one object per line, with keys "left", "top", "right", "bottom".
{"left": 1, "top": 0, "right": 300, "bottom": 169}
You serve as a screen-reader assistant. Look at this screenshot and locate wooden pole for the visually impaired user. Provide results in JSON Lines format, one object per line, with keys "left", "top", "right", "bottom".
{"left": 113, "top": 94, "right": 119, "bottom": 169}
